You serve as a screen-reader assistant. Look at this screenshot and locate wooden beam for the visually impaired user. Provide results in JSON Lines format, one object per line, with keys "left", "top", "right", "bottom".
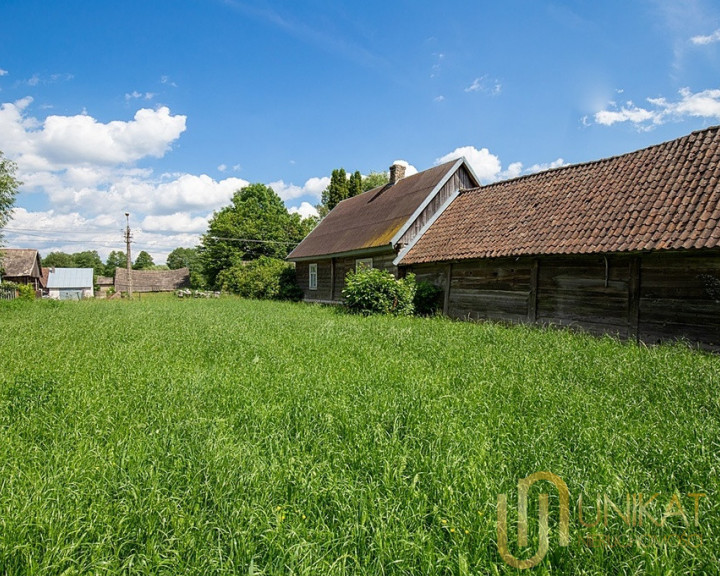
{"left": 330, "top": 258, "right": 335, "bottom": 301}
{"left": 443, "top": 263, "right": 453, "bottom": 316}
{"left": 528, "top": 259, "right": 539, "bottom": 323}
{"left": 628, "top": 256, "right": 641, "bottom": 341}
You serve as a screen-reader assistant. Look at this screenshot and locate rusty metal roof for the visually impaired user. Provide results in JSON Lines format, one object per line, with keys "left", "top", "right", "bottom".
{"left": 400, "top": 126, "right": 720, "bottom": 265}
{"left": 287, "top": 160, "right": 460, "bottom": 260}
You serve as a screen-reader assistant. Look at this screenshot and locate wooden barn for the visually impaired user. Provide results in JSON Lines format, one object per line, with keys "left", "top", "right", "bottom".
{"left": 396, "top": 126, "right": 720, "bottom": 348}
{"left": 287, "top": 159, "right": 480, "bottom": 302}
{"left": 114, "top": 268, "right": 190, "bottom": 293}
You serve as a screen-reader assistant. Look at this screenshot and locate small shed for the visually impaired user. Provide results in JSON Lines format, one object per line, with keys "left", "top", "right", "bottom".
{"left": 0, "top": 249, "right": 43, "bottom": 290}
{"left": 46, "top": 268, "right": 94, "bottom": 300}
{"left": 96, "top": 275, "right": 114, "bottom": 296}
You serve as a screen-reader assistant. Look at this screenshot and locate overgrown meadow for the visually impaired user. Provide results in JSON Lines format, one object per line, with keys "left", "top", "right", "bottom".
{"left": 0, "top": 298, "right": 718, "bottom": 575}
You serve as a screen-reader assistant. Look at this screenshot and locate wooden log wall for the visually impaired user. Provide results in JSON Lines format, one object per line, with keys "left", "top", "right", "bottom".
{"left": 297, "top": 250, "right": 398, "bottom": 303}
{"left": 407, "top": 250, "right": 720, "bottom": 348}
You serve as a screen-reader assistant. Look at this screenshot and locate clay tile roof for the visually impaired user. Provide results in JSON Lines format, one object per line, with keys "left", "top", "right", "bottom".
{"left": 287, "top": 161, "right": 460, "bottom": 260}
{"left": 401, "top": 126, "right": 720, "bottom": 265}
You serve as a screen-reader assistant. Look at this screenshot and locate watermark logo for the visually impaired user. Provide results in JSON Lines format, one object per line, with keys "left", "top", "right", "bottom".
{"left": 497, "top": 472, "right": 707, "bottom": 570}
{"left": 497, "top": 471, "right": 570, "bottom": 569}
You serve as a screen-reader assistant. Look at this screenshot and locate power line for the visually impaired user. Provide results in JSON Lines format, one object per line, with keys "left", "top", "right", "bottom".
{"left": 4, "top": 227, "right": 299, "bottom": 246}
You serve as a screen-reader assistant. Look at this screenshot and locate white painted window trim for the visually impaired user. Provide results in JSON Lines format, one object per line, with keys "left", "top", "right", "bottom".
{"left": 355, "top": 258, "right": 373, "bottom": 271}
{"left": 309, "top": 263, "right": 318, "bottom": 290}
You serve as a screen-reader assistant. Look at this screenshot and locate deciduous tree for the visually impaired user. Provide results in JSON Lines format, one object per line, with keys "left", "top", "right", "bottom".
{"left": 0, "top": 152, "right": 21, "bottom": 245}
{"left": 200, "top": 183, "right": 315, "bottom": 289}
{"left": 104, "top": 251, "right": 127, "bottom": 277}
{"left": 133, "top": 251, "right": 154, "bottom": 270}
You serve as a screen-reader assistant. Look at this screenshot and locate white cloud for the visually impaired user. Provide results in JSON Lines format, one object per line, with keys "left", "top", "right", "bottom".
{"left": 269, "top": 176, "right": 330, "bottom": 201}
{"left": 391, "top": 160, "right": 418, "bottom": 177}
{"left": 436, "top": 147, "right": 566, "bottom": 184}
{"left": 594, "top": 87, "right": 720, "bottom": 127}
{"left": 218, "top": 164, "right": 227, "bottom": 172}
{"left": 436, "top": 146, "right": 502, "bottom": 182}
{"left": 691, "top": 29, "right": 720, "bottom": 45}
{"left": 464, "top": 75, "right": 502, "bottom": 95}
{"left": 125, "top": 91, "right": 155, "bottom": 101}
{"left": 38, "top": 106, "right": 186, "bottom": 165}
{"left": 434, "top": 95, "right": 445, "bottom": 102}
{"left": 595, "top": 102, "right": 656, "bottom": 126}
{"left": 526, "top": 158, "right": 567, "bottom": 174}
{"left": 141, "top": 212, "right": 210, "bottom": 233}
{"left": 288, "top": 202, "right": 319, "bottom": 219}
{"left": 501, "top": 162, "right": 523, "bottom": 180}
{"left": 0, "top": 69, "right": 7, "bottom": 76}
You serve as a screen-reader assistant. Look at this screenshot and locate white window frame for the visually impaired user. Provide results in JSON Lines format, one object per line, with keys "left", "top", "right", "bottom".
{"left": 355, "top": 258, "right": 373, "bottom": 272}
{"left": 308, "top": 263, "right": 318, "bottom": 290}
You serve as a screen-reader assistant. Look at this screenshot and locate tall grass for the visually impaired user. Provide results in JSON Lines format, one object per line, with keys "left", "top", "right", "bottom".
{"left": 0, "top": 298, "right": 718, "bottom": 574}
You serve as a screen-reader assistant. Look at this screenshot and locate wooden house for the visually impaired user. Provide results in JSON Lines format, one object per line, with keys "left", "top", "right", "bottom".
{"left": 396, "top": 126, "right": 720, "bottom": 348}
{"left": 287, "top": 160, "right": 480, "bottom": 302}
{"left": 0, "top": 249, "right": 43, "bottom": 291}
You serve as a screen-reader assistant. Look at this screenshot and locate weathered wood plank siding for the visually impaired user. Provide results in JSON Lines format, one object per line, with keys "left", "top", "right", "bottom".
{"left": 298, "top": 250, "right": 398, "bottom": 303}
{"left": 639, "top": 252, "right": 720, "bottom": 345}
{"left": 536, "top": 255, "right": 630, "bottom": 337}
{"left": 448, "top": 259, "right": 531, "bottom": 322}
{"left": 296, "top": 260, "right": 333, "bottom": 302}
{"left": 405, "top": 250, "right": 720, "bottom": 348}
{"left": 398, "top": 166, "right": 476, "bottom": 247}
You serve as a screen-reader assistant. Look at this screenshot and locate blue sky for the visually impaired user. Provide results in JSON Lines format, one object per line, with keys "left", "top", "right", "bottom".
{"left": 2, "top": 0, "right": 720, "bottom": 262}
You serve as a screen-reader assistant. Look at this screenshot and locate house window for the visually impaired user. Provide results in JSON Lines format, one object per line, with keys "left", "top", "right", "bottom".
{"left": 356, "top": 258, "right": 373, "bottom": 272}
{"left": 309, "top": 263, "right": 317, "bottom": 290}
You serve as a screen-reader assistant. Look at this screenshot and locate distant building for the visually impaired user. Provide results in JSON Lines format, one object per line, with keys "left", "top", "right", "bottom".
{"left": 0, "top": 249, "right": 43, "bottom": 291}
{"left": 46, "top": 268, "right": 94, "bottom": 300}
{"left": 114, "top": 268, "right": 190, "bottom": 293}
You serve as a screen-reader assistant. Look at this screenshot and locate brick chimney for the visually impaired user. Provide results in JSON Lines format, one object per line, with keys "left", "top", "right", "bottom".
{"left": 389, "top": 162, "right": 406, "bottom": 185}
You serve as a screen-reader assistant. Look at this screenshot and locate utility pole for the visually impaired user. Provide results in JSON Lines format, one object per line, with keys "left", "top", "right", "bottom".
{"left": 125, "top": 212, "right": 133, "bottom": 299}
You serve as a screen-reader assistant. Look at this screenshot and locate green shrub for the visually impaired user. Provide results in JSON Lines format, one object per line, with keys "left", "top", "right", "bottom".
{"left": 413, "top": 281, "right": 443, "bottom": 315}
{"left": 277, "top": 266, "right": 304, "bottom": 302}
{"left": 16, "top": 284, "right": 35, "bottom": 301}
{"left": 217, "top": 257, "right": 295, "bottom": 300}
{"left": 342, "top": 267, "right": 416, "bottom": 315}
{"left": 0, "top": 282, "right": 35, "bottom": 301}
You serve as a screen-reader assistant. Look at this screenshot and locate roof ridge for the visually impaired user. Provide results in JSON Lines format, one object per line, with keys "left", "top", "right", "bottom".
{"left": 465, "top": 124, "right": 720, "bottom": 191}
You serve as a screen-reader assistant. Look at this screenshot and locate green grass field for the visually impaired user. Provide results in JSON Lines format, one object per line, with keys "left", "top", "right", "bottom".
{"left": 0, "top": 298, "right": 718, "bottom": 575}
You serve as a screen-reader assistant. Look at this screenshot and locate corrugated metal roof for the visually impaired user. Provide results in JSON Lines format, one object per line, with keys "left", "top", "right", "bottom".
{"left": 400, "top": 125, "right": 720, "bottom": 265}
{"left": 287, "top": 161, "right": 460, "bottom": 260}
{"left": 46, "top": 268, "right": 94, "bottom": 288}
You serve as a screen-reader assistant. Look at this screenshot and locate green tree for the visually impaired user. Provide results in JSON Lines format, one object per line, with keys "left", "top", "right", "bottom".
{"left": 43, "top": 251, "right": 75, "bottom": 268}
{"left": 133, "top": 250, "right": 154, "bottom": 270}
{"left": 200, "top": 183, "right": 314, "bottom": 289}
{"left": 166, "top": 247, "right": 198, "bottom": 270}
{"left": 72, "top": 250, "right": 105, "bottom": 276}
{"left": 321, "top": 168, "right": 349, "bottom": 213}
{"left": 0, "top": 152, "right": 21, "bottom": 245}
{"left": 349, "top": 170, "right": 363, "bottom": 198}
{"left": 316, "top": 168, "right": 389, "bottom": 217}
{"left": 104, "top": 251, "right": 127, "bottom": 277}
{"left": 362, "top": 171, "right": 389, "bottom": 192}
